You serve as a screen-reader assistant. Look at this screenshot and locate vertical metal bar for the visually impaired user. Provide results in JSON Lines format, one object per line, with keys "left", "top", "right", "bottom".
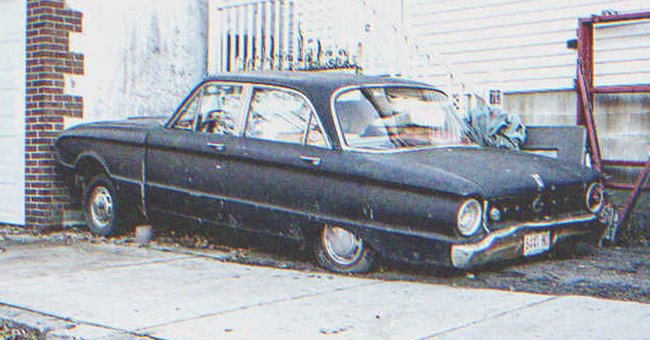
{"left": 576, "top": 18, "right": 603, "bottom": 173}
{"left": 577, "top": 65, "right": 602, "bottom": 173}
{"left": 246, "top": 4, "right": 254, "bottom": 71}
{"left": 221, "top": 8, "right": 228, "bottom": 72}
{"left": 290, "top": 0, "right": 298, "bottom": 70}
{"left": 274, "top": 0, "right": 281, "bottom": 70}
{"left": 585, "top": 22, "right": 594, "bottom": 96}
{"left": 282, "top": 0, "right": 290, "bottom": 70}
{"left": 229, "top": 9, "right": 237, "bottom": 72}
{"left": 237, "top": 5, "right": 245, "bottom": 71}
{"left": 256, "top": 2, "right": 263, "bottom": 70}
{"left": 264, "top": 1, "right": 272, "bottom": 70}
{"left": 576, "top": 19, "right": 586, "bottom": 126}
{"left": 577, "top": 19, "right": 595, "bottom": 125}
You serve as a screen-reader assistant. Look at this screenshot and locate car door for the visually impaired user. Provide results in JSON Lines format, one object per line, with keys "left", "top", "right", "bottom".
{"left": 225, "top": 85, "right": 332, "bottom": 239}
{"left": 145, "top": 82, "right": 248, "bottom": 227}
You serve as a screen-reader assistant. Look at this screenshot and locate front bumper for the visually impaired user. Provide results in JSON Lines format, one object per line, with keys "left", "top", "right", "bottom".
{"left": 451, "top": 214, "right": 599, "bottom": 269}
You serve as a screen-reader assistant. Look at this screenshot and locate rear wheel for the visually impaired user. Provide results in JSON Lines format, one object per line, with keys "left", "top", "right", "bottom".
{"left": 314, "top": 225, "right": 375, "bottom": 273}
{"left": 83, "top": 175, "right": 122, "bottom": 236}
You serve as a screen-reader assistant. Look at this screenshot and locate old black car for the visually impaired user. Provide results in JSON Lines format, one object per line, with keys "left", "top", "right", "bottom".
{"left": 56, "top": 72, "right": 604, "bottom": 273}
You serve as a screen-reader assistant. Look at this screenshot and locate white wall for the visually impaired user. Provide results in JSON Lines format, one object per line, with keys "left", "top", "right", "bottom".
{"left": 405, "top": 0, "right": 650, "bottom": 92}
{"left": 66, "top": 0, "right": 209, "bottom": 124}
{"left": 0, "top": 0, "right": 25, "bottom": 225}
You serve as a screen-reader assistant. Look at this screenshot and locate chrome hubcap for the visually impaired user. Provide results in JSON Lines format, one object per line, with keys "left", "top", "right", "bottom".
{"left": 322, "top": 226, "right": 363, "bottom": 266}
{"left": 89, "top": 186, "right": 113, "bottom": 229}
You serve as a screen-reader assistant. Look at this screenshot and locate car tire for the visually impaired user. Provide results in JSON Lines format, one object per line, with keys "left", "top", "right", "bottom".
{"left": 314, "top": 225, "right": 375, "bottom": 274}
{"left": 83, "top": 175, "right": 122, "bottom": 236}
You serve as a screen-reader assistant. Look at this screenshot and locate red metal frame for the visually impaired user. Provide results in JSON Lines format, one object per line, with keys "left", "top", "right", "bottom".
{"left": 576, "top": 11, "right": 650, "bottom": 183}
{"left": 576, "top": 12, "right": 650, "bottom": 229}
{"left": 603, "top": 159, "right": 650, "bottom": 191}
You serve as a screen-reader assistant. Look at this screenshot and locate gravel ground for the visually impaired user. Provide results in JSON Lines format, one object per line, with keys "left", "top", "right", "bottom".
{"left": 1, "top": 225, "right": 648, "bottom": 304}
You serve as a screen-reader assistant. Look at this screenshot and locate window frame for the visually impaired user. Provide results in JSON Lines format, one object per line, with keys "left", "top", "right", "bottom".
{"left": 165, "top": 81, "right": 251, "bottom": 137}
{"left": 167, "top": 89, "right": 201, "bottom": 131}
{"left": 330, "top": 84, "right": 452, "bottom": 154}
{"left": 243, "top": 84, "right": 332, "bottom": 149}
{"left": 166, "top": 81, "right": 331, "bottom": 149}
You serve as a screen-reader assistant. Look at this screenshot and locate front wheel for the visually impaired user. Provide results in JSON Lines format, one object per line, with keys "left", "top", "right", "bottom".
{"left": 314, "top": 225, "right": 375, "bottom": 274}
{"left": 83, "top": 175, "right": 121, "bottom": 236}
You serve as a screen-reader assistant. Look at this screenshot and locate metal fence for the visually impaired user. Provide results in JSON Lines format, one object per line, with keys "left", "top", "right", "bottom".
{"left": 209, "top": 0, "right": 300, "bottom": 72}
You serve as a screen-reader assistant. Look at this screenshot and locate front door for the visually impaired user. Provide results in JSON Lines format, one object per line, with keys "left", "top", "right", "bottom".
{"left": 145, "top": 82, "right": 248, "bottom": 227}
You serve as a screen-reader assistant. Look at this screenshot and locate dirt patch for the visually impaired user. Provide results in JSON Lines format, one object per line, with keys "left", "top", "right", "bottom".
{"left": 608, "top": 189, "right": 650, "bottom": 245}
{"left": 2, "top": 225, "right": 648, "bottom": 304}
{"left": 0, "top": 321, "right": 40, "bottom": 340}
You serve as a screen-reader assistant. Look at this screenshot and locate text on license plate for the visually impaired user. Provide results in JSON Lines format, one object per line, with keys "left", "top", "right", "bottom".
{"left": 523, "top": 231, "right": 550, "bottom": 257}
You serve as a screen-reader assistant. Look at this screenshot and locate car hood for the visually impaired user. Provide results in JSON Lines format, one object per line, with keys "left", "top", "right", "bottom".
{"left": 361, "top": 147, "right": 599, "bottom": 198}
{"left": 79, "top": 116, "right": 167, "bottom": 129}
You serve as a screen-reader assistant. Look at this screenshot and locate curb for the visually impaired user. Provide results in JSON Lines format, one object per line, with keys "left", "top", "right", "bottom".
{"left": 0, "top": 304, "right": 145, "bottom": 340}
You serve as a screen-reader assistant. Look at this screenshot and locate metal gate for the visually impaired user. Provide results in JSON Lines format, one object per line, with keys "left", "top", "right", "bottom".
{"left": 208, "top": 0, "right": 300, "bottom": 73}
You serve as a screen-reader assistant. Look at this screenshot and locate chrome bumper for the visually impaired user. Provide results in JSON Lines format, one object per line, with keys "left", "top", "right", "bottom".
{"left": 450, "top": 214, "right": 599, "bottom": 269}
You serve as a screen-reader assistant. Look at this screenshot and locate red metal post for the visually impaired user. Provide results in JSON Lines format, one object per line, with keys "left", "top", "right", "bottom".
{"left": 618, "top": 156, "right": 650, "bottom": 227}
{"left": 577, "top": 64, "right": 603, "bottom": 173}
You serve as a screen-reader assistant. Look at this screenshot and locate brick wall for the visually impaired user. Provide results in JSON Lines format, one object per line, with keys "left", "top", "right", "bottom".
{"left": 25, "top": 0, "right": 83, "bottom": 229}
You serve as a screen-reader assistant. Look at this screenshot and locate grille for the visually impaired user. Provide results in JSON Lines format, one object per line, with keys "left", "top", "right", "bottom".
{"left": 488, "top": 185, "right": 585, "bottom": 226}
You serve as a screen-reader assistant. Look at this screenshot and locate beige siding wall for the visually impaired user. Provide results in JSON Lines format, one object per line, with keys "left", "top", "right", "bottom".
{"left": 406, "top": 0, "right": 650, "bottom": 92}
{"left": 405, "top": 0, "right": 650, "bottom": 161}
{"left": 594, "top": 19, "right": 650, "bottom": 86}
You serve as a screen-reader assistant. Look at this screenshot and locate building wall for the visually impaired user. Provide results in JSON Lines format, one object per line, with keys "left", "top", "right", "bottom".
{"left": 405, "top": 0, "right": 650, "bottom": 92}
{"left": 24, "top": 0, "right": 83, "bottom": 228}
{"left": 65, "top": 0, "right": 208, "bottom": 125}
{"left": 403, "top": 0, "right": 650, "bottom": 162}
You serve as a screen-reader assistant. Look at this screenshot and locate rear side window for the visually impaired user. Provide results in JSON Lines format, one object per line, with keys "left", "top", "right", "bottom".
{"left": 245, "top": 87, "right": 327, "bottom": 147}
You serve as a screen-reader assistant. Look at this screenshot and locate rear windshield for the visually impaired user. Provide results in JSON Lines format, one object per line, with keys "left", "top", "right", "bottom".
{"left": 333, "top": 86, "right": 471, "bottom": 151}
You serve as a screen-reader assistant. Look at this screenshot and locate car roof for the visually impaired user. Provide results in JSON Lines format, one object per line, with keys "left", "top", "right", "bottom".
{"left": 201, "top": 71, "right": 440, "bottom": 150}
{"left": 204, "top": 71, "right": 432, "bottom": 92}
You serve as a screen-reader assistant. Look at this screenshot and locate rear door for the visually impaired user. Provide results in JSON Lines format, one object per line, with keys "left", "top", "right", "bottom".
{"left": 226, "top": 86, "right": 332, "bottom": 238}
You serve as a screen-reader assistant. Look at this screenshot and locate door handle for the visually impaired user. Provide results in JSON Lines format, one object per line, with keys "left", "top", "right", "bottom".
{"left": 207, "top": 142, "right": 225, "bottom": 152}
{"left": 300, "top": 155, "right": 322, "bottom": 166}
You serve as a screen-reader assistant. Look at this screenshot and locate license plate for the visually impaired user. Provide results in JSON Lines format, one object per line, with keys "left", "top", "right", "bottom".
{"left": 523, "top": 231, "right": 550, "bottom": 256}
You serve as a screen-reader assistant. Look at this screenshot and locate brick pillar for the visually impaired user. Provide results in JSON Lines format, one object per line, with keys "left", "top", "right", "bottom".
{"left": 25, "top": 0, "right": 83, "bottom": 229}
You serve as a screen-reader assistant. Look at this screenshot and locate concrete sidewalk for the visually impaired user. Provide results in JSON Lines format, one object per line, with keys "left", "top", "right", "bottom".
{"left": 0, "top": 241, "right": 648, "bottom": 339}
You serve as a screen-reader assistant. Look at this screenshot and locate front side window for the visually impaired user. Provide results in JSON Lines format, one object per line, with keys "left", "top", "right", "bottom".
{"left": 245, "top": 87, "right": 327, "bottom": 147}
{"left": 172, "top": 93, "right": 200, "bottom": 130}
{"left": 171, "top": 83, "right": 245, "bottom": 134}
{"left": 334, "top": 87, "right": 470, "bottom": 151}
{"left": 196, "top": 84, "right": 245, "bottom": 135}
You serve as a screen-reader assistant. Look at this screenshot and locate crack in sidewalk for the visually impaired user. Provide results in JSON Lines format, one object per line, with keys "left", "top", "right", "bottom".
{"left": 0, "top": 301, "right": 164, "bottom": 340}
{"left": 135, "top": 280, "right": 383, "bottom": 333}
{"left": 416, "top": 296, "right": 559, "bottom": 339}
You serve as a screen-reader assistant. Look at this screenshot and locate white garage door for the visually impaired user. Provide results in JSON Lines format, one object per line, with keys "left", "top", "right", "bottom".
{"left": 0, "top": 0, "right": 25, "bottom": 225}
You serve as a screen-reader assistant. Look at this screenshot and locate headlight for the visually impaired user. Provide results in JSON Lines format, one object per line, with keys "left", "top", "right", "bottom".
{"left": 457, "top": 198, "right": 483, "bottom": 236}
{"left": 585, "top": 182, "right": 604, "bottom": 213}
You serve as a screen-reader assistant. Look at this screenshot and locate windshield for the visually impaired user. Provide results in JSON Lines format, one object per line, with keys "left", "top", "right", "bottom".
{"left": 334, "top": 86, "right": 471, "bottom": 151}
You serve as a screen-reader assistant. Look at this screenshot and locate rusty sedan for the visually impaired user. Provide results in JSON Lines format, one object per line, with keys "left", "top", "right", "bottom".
{"left": 55, "top": 72, "right": 604, "bottom": 273}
